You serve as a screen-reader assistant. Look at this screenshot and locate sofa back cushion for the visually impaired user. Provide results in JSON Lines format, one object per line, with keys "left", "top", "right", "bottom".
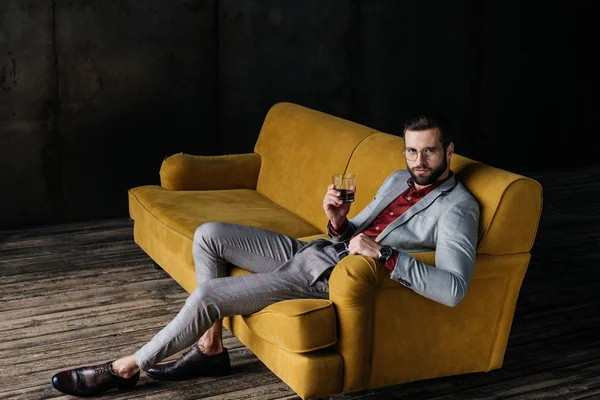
{"left": 254, "top": 102, "right": 375, "bottom": 232}
{"left": 345, "top": 132, "right": 543, "bottom": 255}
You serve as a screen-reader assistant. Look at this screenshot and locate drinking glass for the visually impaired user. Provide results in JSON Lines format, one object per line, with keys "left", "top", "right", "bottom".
{"left": 332, "top": 174, "right": 355, "bottom": 203}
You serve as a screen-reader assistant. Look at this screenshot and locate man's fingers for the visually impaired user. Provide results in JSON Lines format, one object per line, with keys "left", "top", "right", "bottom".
{"left": 348, "top": 244, "right": 361, "bottom": 255}
{"left": 347, "top": 242, "right": 358, "bottom": 255}
{"left": 324, "top": 193, "right": 343, "bottom": 206}
{"left": 324, "top": 196, "right": 340, "bottom": 206}
{"left": 347, "top": 238, "right": 359, "bottom": 255}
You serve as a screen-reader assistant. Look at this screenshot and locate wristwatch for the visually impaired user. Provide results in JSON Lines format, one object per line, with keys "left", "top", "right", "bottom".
{"left": 378, "top": 245, "right": 393, "bottom": 262}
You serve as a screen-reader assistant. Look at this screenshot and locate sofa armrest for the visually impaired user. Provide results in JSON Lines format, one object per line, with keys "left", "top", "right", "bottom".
{"left": 159, "top": 152, "right": 262, "bottom": 190}
{"left": 328, "top": 255, "right": 380, "bottom": 393}
{"left": 329, "top": 251, "right": 531, "bottom": 392}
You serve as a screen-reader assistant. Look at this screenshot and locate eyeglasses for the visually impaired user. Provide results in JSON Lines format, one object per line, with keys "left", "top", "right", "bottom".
{"left": 402, "top": 147, "right": 444, "bottom": 161}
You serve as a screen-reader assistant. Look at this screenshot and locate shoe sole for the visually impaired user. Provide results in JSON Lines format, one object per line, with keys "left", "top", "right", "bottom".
{"left": 145, "top": 369, "right": 231, "bottom": 381}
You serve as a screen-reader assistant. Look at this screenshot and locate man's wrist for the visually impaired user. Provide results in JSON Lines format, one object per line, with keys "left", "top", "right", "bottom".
{"left": 330, "top": 218, "right": 348, "bottom": 232}
{"left": 384, "top": 250, "right": 400, "bottom": 271}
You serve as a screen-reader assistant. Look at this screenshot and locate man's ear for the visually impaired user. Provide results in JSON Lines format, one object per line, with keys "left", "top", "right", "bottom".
{"left": 446, "top": 142, "right": 455, "bottom": 159}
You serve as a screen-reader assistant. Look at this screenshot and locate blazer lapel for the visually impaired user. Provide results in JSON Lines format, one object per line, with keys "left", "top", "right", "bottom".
{"left": 375, "top": 174, "right": 458, "bottom": 242}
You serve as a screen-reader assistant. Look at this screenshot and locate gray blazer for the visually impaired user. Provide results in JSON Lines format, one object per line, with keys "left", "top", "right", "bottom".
{"left": 328, "top": 169, "right": 480, "bottom": 307}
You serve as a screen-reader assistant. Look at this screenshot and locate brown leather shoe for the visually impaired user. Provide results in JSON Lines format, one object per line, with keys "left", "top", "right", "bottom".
{"left": 146, "top": 346, "right": 231, "bottom": 381}
{"left": 51, "top": 361, "right": 140, "bottom": 397}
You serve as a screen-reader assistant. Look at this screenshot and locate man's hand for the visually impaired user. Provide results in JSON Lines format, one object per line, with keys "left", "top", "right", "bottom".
{"left": 348, "top": 233, "right": 381, "bottom": 258}
{"left": 323, "top": 184, "right": 355, "bottom": 230}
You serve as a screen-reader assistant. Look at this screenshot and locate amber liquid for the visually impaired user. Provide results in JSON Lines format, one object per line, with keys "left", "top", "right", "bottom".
{"left": 338, "top": 189, "right": 355, "bottom": 203}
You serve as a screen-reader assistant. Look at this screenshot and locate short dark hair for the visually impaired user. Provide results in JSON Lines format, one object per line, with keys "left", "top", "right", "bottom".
{"left": 403, "top": 112, "right": 454, "bottom": 148}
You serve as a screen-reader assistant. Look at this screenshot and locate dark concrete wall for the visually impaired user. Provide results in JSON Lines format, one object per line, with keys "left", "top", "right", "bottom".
{"left": 1, "top": 0, "right": 217, "bottom": 228}
{"left": 1, "top": 1, "right": 61, "bottom": 227}
{"left": 352, "top": 1, "right": 483, "bottom": 159}
{"left": 0, "top": 0, "right": 595, "bottom": 229}
{"left": 218, "top": 0, "right": 357, "bottom": 153}
{"left": 55, "top": 0, "right": 218, "bottom": 222}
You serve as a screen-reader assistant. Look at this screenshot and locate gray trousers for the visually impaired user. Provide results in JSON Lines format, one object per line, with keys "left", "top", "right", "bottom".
{"left": 134, "top": 222, "right": 342, "bottom": 370}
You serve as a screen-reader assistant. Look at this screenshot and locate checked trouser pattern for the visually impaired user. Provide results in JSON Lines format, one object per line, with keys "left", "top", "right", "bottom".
{"left": 134, "top": 222, "right": 341, "bottom": 370}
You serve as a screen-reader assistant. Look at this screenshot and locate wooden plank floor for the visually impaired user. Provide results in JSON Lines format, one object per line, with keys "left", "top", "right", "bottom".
{"left": 1, "top": 165, "right": 599, "bottom": 400}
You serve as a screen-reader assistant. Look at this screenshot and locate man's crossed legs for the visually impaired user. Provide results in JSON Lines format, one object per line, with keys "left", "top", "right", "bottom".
{"left": 51, "top": 222, "right": 339, "bottom": 397}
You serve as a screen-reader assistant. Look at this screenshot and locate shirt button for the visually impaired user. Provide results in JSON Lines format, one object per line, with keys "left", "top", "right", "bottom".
{"left": 407, "top": 196, "right": 412, "bottom": 200}
{"left": 375, "top": 226, "right": 380, "bottom": 231}
{"left": 390, "top": 212, "right": 394, "bottom": 216}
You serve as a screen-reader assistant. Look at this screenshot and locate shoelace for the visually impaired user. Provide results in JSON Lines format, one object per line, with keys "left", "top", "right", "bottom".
{"left": 93, "top": 363, "right": 115, "bottom": 378}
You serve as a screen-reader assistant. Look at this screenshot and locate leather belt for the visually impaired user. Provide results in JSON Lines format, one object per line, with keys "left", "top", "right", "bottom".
{"left": 332, "top": 242, "right": 349, "bottom": 260}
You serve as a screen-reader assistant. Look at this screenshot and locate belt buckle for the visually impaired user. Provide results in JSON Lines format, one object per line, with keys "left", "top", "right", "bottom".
{"left": 333, "top": 242, "right": 349, "bottom": 258}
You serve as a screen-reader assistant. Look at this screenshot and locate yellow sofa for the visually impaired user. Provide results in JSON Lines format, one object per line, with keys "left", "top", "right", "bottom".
{"left": 128, "top": 102, "right": 543, "bottom": 399}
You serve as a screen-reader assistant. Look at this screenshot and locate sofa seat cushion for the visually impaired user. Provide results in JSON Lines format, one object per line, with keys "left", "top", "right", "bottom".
{"left": 129, "top": 186, "right": 324, "bottom": 293}
{"left": 243, "top": 299, "right": 337, "bottom": 353}
{"left": 129, "top": 185, "right": 322, "bottom": 240}
{"left": 230, "top": 266, "right": 337, "bottom": 353}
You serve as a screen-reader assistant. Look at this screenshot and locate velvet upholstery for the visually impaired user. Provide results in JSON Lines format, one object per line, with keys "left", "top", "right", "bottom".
{"left": 128, "top": 186, "right": 321, "bottom": 293}
{"left": 160, "top": 152, "right": 262, "bottom": 191}
{"left": 128, "top": 102, "right": 543, "bottom": 399}
{"left": 254, "top": 102, "right": 376, "bottom": 231}
{"left": 240, "top": 298, "right": 337, "bottom": 353}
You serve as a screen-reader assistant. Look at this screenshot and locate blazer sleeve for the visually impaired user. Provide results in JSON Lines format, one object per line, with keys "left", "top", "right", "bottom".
{"left": 389, "top": 195, "right": 480, "bottom": 307}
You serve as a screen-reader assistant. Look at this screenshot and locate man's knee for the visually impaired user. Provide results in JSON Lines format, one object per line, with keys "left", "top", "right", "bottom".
{"left": 194, "top": 222, "right": 227, "bottom": 248}
{"left": 194, "top": 221, "right": 224, "bottom": 240}
{"left": 188, "top": 282, "right": 208, "bottom": 305}
{"left": 188, "top": 282, "right": 221, "bottom": 317}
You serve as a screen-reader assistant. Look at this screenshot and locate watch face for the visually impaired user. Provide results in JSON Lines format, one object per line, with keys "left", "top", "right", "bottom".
{"left": 380, "top": 246, "right": 392, "bottom": 260}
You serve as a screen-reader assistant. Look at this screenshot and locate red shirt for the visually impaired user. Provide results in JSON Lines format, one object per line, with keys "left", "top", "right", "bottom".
{"left": 330, "top": 174, "right": 450, "bottom": 271}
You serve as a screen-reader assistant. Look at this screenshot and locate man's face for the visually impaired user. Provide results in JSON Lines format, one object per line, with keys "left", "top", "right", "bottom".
{"left": 403, "top": 128, "right": 453, "bottom": 187}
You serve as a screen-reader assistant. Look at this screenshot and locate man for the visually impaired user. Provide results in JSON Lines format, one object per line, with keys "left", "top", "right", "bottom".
{"left": 51, "top": 113, "right": 480, "bottom": 397}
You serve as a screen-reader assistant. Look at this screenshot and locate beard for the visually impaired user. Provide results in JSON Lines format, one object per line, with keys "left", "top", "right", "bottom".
{"left": 409, "top": 154, "right": 448, "bottom": 186}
